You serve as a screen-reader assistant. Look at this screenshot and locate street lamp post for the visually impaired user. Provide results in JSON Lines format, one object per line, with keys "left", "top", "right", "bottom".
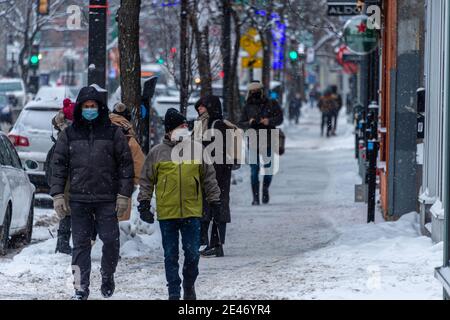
{"left": 88, "top": 0, "right": 108, "bottom": 89}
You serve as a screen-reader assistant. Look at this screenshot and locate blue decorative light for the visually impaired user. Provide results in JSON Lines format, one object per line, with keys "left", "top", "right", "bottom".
{"left": 152, "top": 0, "right": 180, "bottom": 7}
{"left": 270, "top": 91, "right": 278, "bottom": 100}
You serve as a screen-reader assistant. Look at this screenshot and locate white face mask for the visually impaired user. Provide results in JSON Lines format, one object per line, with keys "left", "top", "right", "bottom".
{"left": 171, "top": 127, "right": 191, "bottom": 142}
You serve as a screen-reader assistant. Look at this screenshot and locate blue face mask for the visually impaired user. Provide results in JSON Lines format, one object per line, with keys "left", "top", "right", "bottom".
{"left": 82, "top": 108, "right": 99, "bottom": 121}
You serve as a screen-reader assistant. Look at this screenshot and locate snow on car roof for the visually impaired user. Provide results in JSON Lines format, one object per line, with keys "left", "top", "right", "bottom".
{"left": 24, "top": 100, "right": 62, "bottom": 110}
{"left": 0, "top": 78, "right": 24, "bottom": 83}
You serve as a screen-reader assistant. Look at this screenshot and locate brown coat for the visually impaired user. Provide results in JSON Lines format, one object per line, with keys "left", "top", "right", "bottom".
{"left": 318, "top": 95, "right": 338, "bottom": 114}
{"left": 109, "top": 113, "right": 145, "bottom": 221}
{"left": 109, "top": 113, "right": 145, "bottom": 185}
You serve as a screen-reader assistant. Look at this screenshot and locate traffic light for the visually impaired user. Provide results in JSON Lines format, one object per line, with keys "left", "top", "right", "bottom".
{"left": 157, "top": 57, "right": 164, "bottom": 64}
{"left": 37, "top": 0, "right": 50, "bottom": 16}
{"left": 29, "top": 45, "right": 40, "bottom": 70}
{"left": 289, "top": 51, "right": 299, "bottom": 61}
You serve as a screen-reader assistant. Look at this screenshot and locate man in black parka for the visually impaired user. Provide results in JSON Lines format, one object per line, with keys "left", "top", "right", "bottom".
{"left": 50, "top": 86, "right": 134, "bottom": 300}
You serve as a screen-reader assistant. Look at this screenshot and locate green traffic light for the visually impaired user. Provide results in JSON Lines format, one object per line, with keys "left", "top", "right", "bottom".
{"left": 289, "top": 51, "right": 298, "bottom": 61}
{"left": 157, "top": 58, "right": 164, "bottom": 64}
{"left": 30, "top": 55, "right": 39, "bottom": 65}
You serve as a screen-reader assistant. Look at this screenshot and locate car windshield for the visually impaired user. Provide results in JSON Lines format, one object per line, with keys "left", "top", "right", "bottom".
{"left": 18, "top": 109, "right": 59, "bottom": 132}
{"left": 0, "top": 82, "right": 23, "bottom": 92}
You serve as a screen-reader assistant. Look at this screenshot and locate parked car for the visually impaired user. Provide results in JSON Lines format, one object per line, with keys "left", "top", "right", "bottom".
{"left": 0, "top": 132, "right": 35, "bottom": 255}
{"left": 108, "top": 81, "right": 169, "bottom": 108}
{"left": 8, "top": 100, "right": 61, "bottom": 193}
{"left": 0, "top": 78, "right": 27, "bottom": 110}
{"left": 34, "top": 85, "right": 78, "bottom": 103}
{"left": 0, "top": 94, "right": 13, "bottom": 126}
{"left": 153, "top": 96, "right": 198, "bottom": 121}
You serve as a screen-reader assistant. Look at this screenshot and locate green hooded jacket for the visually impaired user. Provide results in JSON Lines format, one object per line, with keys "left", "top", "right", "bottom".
{"left": 138, "top": 138, "right": 221, "bottom": 220}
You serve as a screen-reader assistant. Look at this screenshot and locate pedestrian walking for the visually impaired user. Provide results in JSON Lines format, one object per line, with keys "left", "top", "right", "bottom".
{"left": 109, "top": 102, "right": 145, "bottom": 221}
{"left": 289, "top": 93, "right": 303, "bottom": 125}
{"left": 309, "top": 86, "right": 319, "bottom": 109}
{"left": 330, "top": 85, "right": 343, "bottom": 135}
{"left": 137, "top": 108, "right": 221, "bottom": 300}
{"left": 194, "top": 96, "right": 232, "bottom": 258}
{"left": 50, "top": 86, "right": 134, "bottom": 300}
{"left": 318, "top": 88, "right": 338, "bottom": 138}
{"left": 49, "top": 98, "right": 74, "bottom": 255}
{"left": 239, "top": 81, "right": 284, "bottom": 205}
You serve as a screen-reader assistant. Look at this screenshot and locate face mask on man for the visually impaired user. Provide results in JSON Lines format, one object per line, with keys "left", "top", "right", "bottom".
{"left": 171, "top": 127, "right": 191, "bottom": 142}
{"left": 82, "top": 108, "right": 99, "bottom": 121}
{"left": 250, "top": 90, "right": 263, "bottom": 101}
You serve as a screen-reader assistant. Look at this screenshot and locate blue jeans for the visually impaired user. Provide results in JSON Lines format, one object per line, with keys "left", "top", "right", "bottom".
{"left": 159, "top": 218, "right": 201, "bottom": 298}
{"left": 250, "top": 148, "right": 273, "bottom": 187}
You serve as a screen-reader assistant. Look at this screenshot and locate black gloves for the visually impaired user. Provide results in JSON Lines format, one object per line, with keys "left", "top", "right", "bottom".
{"left": 209, "top": 201, "right": 222, "bottom": 221}
{"left": 138, "top": 200, "right": 154, "bottom": 224}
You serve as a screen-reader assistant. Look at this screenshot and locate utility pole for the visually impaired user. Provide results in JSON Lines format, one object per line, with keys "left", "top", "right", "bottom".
{"left": 222, "top": 0, "right": 232, "bottom": 115}
{"left": 366, "top": 102, "right": 379, "bottom": 223}
{"left": 88, "top": 0, "right": 108, "bottom": 90}
{"left": 180, "top": 0, "right": 189, "bottom": 116}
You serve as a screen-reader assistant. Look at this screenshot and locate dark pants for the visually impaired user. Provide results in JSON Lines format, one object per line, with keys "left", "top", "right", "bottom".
{"left": 70, "top": 201, "right": 119, "bottom": 292}
{"left": 201, "top": 220, "right": 226, "bottom": 247}
{"left": 332, "top": 109, "right": 340, "bottom": 133}
{"left": 321, "top": 112, "right": 333, "bottom": 137}
{"left": 58, "top": 215, "right": 71, "bottom": 239}
{"left": 250, "top": 148, "right": 273, "bottom": 187}
{"left": 159, "top": 218, "right": 201, "bottom": 298}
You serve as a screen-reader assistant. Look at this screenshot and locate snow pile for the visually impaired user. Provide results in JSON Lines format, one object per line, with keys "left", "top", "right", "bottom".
{"left": 284, "top": 213, "right": 443, "bottom": 300}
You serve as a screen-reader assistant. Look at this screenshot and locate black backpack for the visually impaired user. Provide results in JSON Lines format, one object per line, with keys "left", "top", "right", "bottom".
{"left": 44, "top": 136, "right": 57, "bottom": 187}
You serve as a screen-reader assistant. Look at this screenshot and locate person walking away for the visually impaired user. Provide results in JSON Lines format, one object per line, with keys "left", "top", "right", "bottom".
{"left": 318, "top": 88, "right": 338, "bottom": 138}
{"left": 50, "top": 86, "right": 134, "bottom": 300}
{"left": 239, "top": 81, "right": 284, "bottom": 205}
{"left": 109, "top": 102, "right": 145, "bottom": 221}
{"left": 330, "top": 85, "right": 343, "bottom": 136}
{"left": 194, "top": 96, "right": 232, "bottom": 258}
{"left": 50, "top": 98, "right": 74, "bottom": 255}
{"left": 309, "top": 86, "right": 318, "bottom": 109}
{"left": 289, "top": 93, "right": 303, "bottom": 125}
{"left": 137, "top": 108, "right": 221, "bottom": 300}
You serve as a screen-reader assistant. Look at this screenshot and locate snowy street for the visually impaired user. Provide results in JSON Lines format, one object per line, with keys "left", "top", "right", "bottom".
{"left": 0, "top": 109, "right": 443, "bottom": 300}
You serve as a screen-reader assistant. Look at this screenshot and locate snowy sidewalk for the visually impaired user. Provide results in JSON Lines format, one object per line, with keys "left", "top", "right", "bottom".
{"left": 0, "top": 108, "right": 443, "bottom": 300}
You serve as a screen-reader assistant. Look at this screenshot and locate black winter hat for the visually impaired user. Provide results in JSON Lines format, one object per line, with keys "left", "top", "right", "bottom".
{"left": 164, "top": 108, "right": 187, "bottom": 133}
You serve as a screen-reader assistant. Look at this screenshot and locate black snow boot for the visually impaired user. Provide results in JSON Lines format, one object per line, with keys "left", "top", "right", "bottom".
{"left": 262, "top": 183, "right": 270, "bottom": 204}
{"left": 251, "top": 183, "right": 260, "bottom": 206}
{"left": 71, "top": 290, "right": 89, "bottom": 300}
{"left": 100, "top": 270, "right": 115, "bottom": 298}
{"left": 183, "top": 285, "right": 196, "bottom": 300}
{"left": 200, "top": 245, "right": 224, "bottom": 258}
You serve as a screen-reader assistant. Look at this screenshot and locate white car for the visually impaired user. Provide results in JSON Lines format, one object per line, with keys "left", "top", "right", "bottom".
{"left": 108, "top": 82, "right": 169, "bottom": 109}
{"left": 0, "top": 132, "right": 35, "bottom": 255}
{"left": 34, "top": 85, "right": 78, "bottom": 103}
{"left": 153, "top": 96, "right": 199, "bottom": 122}
{"left": 0, "top": 78, "right": 27, "bottom": 110}
{"left": 8, "top": 100, "right": 61, "bottom": 193}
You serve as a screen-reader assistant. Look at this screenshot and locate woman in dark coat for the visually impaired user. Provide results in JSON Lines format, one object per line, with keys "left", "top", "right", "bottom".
{"left": 194, "top": 95, "right": 232, "bottom": 258}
